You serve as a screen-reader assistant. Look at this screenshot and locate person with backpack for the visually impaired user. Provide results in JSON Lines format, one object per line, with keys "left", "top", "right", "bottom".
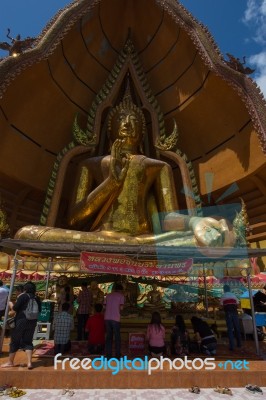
{"left": 1, "top": 281, "right": 41, "bottom": 370}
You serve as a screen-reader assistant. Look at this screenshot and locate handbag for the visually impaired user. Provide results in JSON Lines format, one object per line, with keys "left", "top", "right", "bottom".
{"left": 6, "top": 317, "right": 15, "bottom": 329}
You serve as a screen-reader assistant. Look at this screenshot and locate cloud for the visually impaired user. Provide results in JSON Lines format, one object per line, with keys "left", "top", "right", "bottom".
{"left": 249, "top": 51, "right": 266, "bottom": 98}
{"left": 243, "top": 0, "right": 266, "bottom": 97}
{"left": 243, "top": 0, "right": 266, "bottom": 44}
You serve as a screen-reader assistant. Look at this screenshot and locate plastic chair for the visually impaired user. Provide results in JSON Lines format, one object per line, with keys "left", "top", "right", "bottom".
{"left": 240, "top": 318, "right": 254, "bottom": 340}
{"left": 33, "top": 322, "right": 51, "bottom": 340}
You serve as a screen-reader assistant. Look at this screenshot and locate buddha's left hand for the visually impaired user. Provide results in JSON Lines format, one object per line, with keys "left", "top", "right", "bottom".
{"left": 190, "top": 217, "right": 235, "bottom": 247}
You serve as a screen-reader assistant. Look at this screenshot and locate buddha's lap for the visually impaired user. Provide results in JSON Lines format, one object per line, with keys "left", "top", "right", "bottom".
{"left": 15, "top": 225, "right": 196, "bottom": 246}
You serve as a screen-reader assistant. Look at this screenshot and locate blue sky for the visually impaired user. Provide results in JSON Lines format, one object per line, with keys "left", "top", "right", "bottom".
{"left": 0, "top": 0, "right": 265, "bottom": 96}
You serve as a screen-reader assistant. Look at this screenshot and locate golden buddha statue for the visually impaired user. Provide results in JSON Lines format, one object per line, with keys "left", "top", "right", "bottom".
{"left": 120, "top": 278, "right": 140, "bottom": 315}
{"left": 141, "top": 283, "right": 167, "bottom": 315}
{"left": 15, "top": 97, "right": 235, "bottom": 247}
{"left": 146, "top": 283, "right": 163, "bottom": 305}
{"left": 90, "top": 281, "right": 104, "bottom": 305}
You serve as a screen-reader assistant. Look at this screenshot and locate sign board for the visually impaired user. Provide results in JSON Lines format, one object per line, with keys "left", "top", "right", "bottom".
{"left": 80, "top": 252, "right": 193, "bottom": 276}
{"left": 128, "top": 332, "right": 146, "bottom": 354}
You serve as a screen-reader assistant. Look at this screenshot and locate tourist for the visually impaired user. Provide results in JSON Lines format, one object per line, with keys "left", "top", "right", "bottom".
{"left": 220, "top": 284, "right": 242, "bottom": 351}
{"left": 146, "top": 311, "right": 166, "bottom": 357}
{"left": 191, "top": 316, "right": 217, "bottom": 355}
{"left": 58, "top": 285, "right": 74, "bottom": 314}
{"left": 0, "top": 280, "right": 9, "bottom": 319}
{"left": 8, "top": 285, "right": 25, "bottom": 315}
{"left": 76, "top": 282, "right": 92, "bottom": 341}
{"left": 104, "top": 282, "right": 124, "bottom": 359}
{"left": 1, "top": 281, "right": 41, "bottom": 369}
{"left": 170, "top": 315, "right": 190, "bottom": 356}
{"left": 53, "top": 302, "right": 74, "bottom": 355}
{"left": 15, "top": 285, "right": 24, "bottom": 298}
{"left": 253, "top": 285, "right": 266, "bottom": 312}
{"left": 240, "top": 309, "right": 252, "bottom": 320}
{"left": 85, "top": 303, "right": 105, "bottom": 354}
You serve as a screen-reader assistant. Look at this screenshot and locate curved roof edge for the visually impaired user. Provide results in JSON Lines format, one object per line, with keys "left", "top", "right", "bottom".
{"left": 159, "top": 0, "right": 266, "bottom": 154}
{"left": 0, "top": 0, "right": 265, "bottom": 153}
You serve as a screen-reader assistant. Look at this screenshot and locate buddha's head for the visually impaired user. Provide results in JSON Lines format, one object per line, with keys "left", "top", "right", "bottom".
{"left": 108, "top": 99, "right": 146, "bottom": 150}
{"left": 90, "top": 280, "right": 99, "bottom": 290}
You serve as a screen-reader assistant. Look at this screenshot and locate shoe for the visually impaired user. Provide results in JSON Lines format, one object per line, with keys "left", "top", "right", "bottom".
{"left": 214, "top": 386, "right": 233, "bottom": 396}
{"left": 245, "top": 384, "right": 263, "bottom": 395}
{"left": 189, "top": 386, "right": 200, "bottom": 394}
{"left": 253, "top": 385, "right": 263, "bottom": 395}
{"left": 8, "top": 388, "right": 27, "bottom": 398}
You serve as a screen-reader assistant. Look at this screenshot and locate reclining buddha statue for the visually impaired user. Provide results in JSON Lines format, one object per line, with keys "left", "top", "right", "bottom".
{"left": 15, "top": 96, "right": 236, "bottom": 248}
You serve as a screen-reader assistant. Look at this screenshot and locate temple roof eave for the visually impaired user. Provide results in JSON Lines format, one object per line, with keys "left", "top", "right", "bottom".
{"left": 0, "top": 0, "right": 265, "bottom": 151}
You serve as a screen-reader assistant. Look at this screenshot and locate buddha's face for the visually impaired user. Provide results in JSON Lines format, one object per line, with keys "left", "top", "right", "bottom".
{"left": 91, "top": 281, "right": 98, "bottom": 290}
{"left": 110, "top": 110, "right": 142, "bottom": 148}
{"left": 58, "top": 275, "right": 68, "bottom": 287}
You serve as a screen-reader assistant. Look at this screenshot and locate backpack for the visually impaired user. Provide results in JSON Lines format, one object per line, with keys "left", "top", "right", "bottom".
{"left": 24, "top": 294, "right": 39, "bottom": 320}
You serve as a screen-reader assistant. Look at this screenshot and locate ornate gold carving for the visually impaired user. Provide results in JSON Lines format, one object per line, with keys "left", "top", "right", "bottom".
{"left": 0, "top": 198, "right": 9, "bottom": 238}
{"left": 155, "top": 119, "right": 178, "bottom": 151}
{"left": 233, "top": 198, "right": 250, "bottom": 247}
{"left": 72, "top": 115, "right": 96, "bottom": 146}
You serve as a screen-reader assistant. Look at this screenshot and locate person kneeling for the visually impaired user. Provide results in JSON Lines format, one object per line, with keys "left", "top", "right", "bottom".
{"left": 191, "top": 316, "right": 217, "bottom": 356}
{"left": 146, "top": 311, "right": 166, "bottom": 357}
{"left": 53, "top": 302, "right": 74, "bottom": 355}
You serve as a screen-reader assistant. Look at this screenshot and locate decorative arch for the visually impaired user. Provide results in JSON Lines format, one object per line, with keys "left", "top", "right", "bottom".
{"left": 40, "top": 38, "right": 202, "bottom": 227}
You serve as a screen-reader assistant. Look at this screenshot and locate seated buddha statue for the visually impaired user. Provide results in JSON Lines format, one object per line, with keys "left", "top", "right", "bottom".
{"left": 90, "top": 281, "right": 104, "bottom": 305}
{"left": 15, "top": 96, "right": 235, "bottom": 248}
{"left": 141, "top": 283, "right": 167, "bottom": 314}
{"left": 120, "top": 279, "right": 140, "bottom": 315}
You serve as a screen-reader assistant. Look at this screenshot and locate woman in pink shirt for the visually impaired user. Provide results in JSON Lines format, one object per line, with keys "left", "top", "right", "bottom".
{"left": 146, "top": 311, "right": 166, "bottom": 356}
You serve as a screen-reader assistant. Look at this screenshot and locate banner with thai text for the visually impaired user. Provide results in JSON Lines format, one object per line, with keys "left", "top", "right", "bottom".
{"left": 80, "top": 252, "right": 193, "bottom": 276}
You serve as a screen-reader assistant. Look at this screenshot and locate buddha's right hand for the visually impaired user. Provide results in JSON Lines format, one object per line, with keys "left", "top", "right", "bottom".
{"left": 190, "top": 216, "right": 234, "bottom": 247}
{"left": 110, "top": 139, "right": 129, "bottom": 183}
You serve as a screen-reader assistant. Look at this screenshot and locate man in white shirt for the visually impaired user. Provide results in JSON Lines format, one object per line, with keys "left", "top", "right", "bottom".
{"left": 220, "top": 284, "right": 242, "bottom": 351}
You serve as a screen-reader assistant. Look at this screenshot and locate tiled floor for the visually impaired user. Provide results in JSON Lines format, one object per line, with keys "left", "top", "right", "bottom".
{"left": 3, "top": 387, "right": 266, "bottom": 399}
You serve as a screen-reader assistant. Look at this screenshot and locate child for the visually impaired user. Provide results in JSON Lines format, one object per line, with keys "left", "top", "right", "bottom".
{"left": 85, "top": 303, "right": 105, "bottom": 354}
{"left": 53, "top": 302, "right": 74, "bottom": 355}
